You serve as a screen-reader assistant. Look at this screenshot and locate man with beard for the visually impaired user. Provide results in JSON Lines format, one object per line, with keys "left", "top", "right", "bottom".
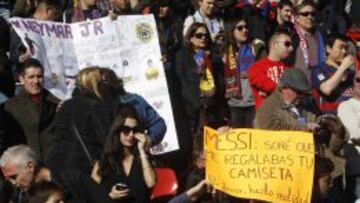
{"left": 268, "top": 0, "right": 294, "bottom": 35}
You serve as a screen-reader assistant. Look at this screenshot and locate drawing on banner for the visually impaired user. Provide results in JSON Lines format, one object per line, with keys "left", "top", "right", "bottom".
{"left": 135, "top": 22, "right": 153, "bottom": 43}
{"left": 152, "top": 101, "right": 163, "bottom": 110}
{"left": 50, "top": 73, "right": 60, "bottom": 86}
{"left": 145, "top": 59, "right": 159, "bottom": 80}
{"left": 122, "top": 60, "right": 129, "bottom": 67}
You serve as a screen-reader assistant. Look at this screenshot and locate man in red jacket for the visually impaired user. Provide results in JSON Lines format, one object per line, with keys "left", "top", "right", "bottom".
{"left": 248, "top": 30, "right": 293, "bottom": 109}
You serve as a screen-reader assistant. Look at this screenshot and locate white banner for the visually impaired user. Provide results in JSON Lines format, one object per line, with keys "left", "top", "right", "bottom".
{"left": 9, "top": 16, "right": 179, "bottom": 154}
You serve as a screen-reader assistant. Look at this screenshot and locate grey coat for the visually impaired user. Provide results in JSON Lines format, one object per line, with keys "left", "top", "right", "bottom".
{"left": 3, "top": 88, "right": 60, "bottom": 161}
{"left": 254, "top": 89, "right": 316, "bottom": 131}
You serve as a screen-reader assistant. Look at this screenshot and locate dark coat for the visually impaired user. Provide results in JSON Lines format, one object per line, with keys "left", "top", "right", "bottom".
{"left": 45, "top": 88, "right": 114, "bottom": 202}
{"left": 3, "top": 88, "right": 60, "bottom": 161}
{"left": 175, "top": 46, "right": 227, "bottom": 130}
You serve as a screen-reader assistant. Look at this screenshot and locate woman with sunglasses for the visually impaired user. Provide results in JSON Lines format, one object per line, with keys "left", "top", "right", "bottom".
{"left": 223, "top": 16, "right": 266, "bottom": 128}
{"left": 90, "top": 105, "right": 156, "bottom": 203}
{"left": 175, "top": 22, "right": 227, "bottom": 149}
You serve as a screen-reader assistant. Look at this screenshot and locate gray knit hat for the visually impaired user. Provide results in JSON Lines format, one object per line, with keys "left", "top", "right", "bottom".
{"left": 280, "top": 68, "right": 312, "bottom": 94}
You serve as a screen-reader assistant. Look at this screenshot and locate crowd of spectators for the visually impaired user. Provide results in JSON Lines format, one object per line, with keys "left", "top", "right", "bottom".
{"left": 0, "top": 0, "right": 360, "bottom": 202}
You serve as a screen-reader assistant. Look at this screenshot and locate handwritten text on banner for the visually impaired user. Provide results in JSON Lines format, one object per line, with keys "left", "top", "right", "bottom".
{"left": 205, "top": 127, "right": 314, "bottom": 203}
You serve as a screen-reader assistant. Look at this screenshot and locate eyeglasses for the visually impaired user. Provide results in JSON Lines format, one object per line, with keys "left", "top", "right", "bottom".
{"left": 299, "top": 11, "right": 316, "bottom": 17}
{"left": 119, "top": 125, "right": 142, "bottom": 135}
{"left": 276, "top": 40, "right": 293, "bottom": 47}
{"left": 236, "top": 25, "right": 248, "bottom": 31}
{"left": 194, "top": 33, "right": 208, "bottom": 39}
{"left": 355, "top": 77, "right": 360, "bottom": 83}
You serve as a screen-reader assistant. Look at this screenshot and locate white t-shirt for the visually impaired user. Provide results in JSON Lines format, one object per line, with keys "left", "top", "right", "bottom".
{"left": 183, "top": 10, "right": 224, "bottom": 38}
{"left": 338, "top": 98, "right": 360, "bottom": 175}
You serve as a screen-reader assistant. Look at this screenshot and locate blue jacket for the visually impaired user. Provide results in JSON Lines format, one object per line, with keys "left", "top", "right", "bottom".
{"left": 119, "top": 93, "right": 167, "bottom": 145}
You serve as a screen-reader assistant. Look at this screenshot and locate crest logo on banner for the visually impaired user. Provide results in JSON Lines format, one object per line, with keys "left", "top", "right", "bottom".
{"left": 135, "top": 22, "right": 153, "bottom": 43}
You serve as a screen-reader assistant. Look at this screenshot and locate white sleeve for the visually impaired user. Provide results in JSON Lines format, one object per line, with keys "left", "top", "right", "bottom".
{"left": 338, "top": 101, "right": 360, "bottom": 140}
{"left": 183, "top": 16, "right": 195, "bottom": 37}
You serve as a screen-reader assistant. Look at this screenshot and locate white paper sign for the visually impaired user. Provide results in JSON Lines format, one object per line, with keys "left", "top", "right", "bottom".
{"left": 9, "top": 16, "right": 179, "bottom": 154}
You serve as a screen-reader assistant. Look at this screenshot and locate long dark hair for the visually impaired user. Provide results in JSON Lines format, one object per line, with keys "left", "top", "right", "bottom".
{"left": 314, "top": 114, "right": 346, "bottom": 148}
{"left": 184, "top": 22, "right": 212, "bottom": 53}
{"left": 224, "top": 16, "right": 250, "bottom": 52}
{"left": 97, "top": 105, "right": 142, "bottom": 178}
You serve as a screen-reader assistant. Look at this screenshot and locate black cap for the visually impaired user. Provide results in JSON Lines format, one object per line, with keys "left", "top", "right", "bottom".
{"left": 280, "top": 68, "right": 311, "bottom": 94}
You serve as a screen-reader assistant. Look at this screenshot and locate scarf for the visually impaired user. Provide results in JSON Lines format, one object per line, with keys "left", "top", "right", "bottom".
{"left": 294, "top": 24, "right": 326, "bottom": 68}
{"left": 30, "top": 94, "right": 41, "bottom": 104}
{"left": 224, "top": 44, "right": 255, "bottom": 98}
{"left": 193, "top": 50, "right": 215, "bottom": 94}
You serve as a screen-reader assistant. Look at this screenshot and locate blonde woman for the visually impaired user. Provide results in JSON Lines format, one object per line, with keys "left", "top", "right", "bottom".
{"left": 45, "top": 67, "right": 117, "bottom": 202}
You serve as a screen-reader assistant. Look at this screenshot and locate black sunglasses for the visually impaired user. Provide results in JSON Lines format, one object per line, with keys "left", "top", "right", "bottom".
{"left": 355, "top": 77, "right": 360, "bottom": 83}
{"left": 119, "top": 125, "right": 142, "bottom": 135}
{"left": 236, "top": 25, "right": 248, "bottom": 31}
{"left": 299, "top": 11, "right": 316, "bottom": 17}
{"left": 194, "top": 33, "right": 208, "bottom": 39}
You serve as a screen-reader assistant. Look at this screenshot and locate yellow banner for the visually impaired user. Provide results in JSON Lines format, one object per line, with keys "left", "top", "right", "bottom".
{"left": 205, "top": 127, "right": 314, "bottom": 203}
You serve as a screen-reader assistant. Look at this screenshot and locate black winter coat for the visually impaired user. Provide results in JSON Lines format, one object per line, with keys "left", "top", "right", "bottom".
{"left": 175, "top": 46, "right": 226, "bottom": 130}
{"left": 45, "top": 88, "right": 114, "bottom": 202}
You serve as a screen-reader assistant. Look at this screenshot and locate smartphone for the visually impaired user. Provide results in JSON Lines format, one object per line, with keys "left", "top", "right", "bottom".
{"left": 115, "top": 183, "right": 128, "bottom": 190}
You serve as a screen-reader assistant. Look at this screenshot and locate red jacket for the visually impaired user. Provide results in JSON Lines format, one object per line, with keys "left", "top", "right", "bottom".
{"left": 248, "top": 58, "right": 289, "bottom": 109}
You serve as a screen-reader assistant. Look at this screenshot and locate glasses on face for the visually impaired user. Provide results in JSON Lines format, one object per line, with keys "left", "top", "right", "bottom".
{"left": 299, "top": 11, "right": 316, "bottom": 17}
{"left": 119, "top": 125, "right": 142, "bottom": 135}
{"left": 236, "top": 25, "right": 248, "bottom": 31}
{"left": 276, "top": 40, "right": 293, "bottom": 47}
{"left": 194, "top": 32, "right": 208, "bottom": 39}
